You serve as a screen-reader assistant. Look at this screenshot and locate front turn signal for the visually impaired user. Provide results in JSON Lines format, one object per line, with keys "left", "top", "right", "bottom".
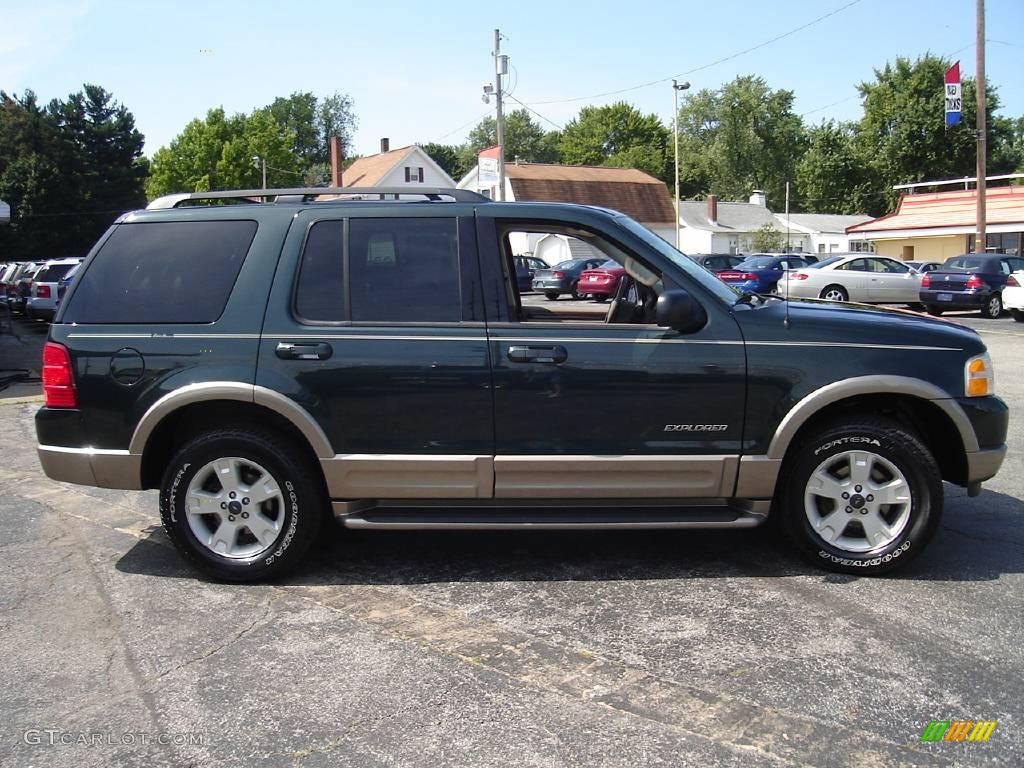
{"left": 965, "top": 353, "right": 994, "bottom": 397}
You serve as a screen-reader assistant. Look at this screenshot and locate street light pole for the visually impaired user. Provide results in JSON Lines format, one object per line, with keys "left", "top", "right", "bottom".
{"left": 975, "top": 0, "right": 986, "bottom": 253}
{"left": 672, "top": 80, "right": 690, "bottom": 250}
{"left": 252, "top": 156, "right": 267, "bottom": 189}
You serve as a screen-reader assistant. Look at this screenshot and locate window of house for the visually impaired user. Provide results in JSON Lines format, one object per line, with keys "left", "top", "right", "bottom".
{"left": 404, "top": 167, "right": 424, "bottom": 183}
{"left": 64, "top": 220, "right": 256, "bottom": 324}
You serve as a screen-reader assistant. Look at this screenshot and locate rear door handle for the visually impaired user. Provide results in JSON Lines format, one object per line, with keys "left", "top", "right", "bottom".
{"left": 507, "top": 345, "right": 567, "bottom": 364}
{"left": 275, "top": 341, "right": 333, "bottom": 360}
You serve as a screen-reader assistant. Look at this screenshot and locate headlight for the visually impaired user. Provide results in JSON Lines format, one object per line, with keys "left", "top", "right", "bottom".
{"left": 965, "top": 352, "right": 994, "bottom": 397}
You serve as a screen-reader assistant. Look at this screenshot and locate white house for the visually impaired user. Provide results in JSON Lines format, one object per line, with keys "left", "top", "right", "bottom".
{"left": 341, "top": 138, "right": 456, "bottom": 189}
{"left": 458, "top": 159, "right": 677, "bottom": 263}
{"left": 774, "top": 213, "right": 874, "bottom": 254}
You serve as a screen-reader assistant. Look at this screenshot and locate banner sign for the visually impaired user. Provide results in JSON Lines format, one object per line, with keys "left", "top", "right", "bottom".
{"left": 479, "top": 155, "right": 499, "bottom": 186}
{"left": 945, "top": 62, "right": 961, "bottom": 126}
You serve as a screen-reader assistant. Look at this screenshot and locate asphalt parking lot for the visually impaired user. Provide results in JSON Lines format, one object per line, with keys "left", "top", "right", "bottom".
{"left": 0, "top": 309, "right": 1021, "bottom": 767}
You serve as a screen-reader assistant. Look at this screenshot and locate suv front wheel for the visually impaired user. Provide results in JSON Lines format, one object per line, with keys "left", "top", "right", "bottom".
{"left": 778, "top": 418, "right": 942, "bottom": 575}
{"left": 159, "top": 428, "right": 324, "bottom": 581}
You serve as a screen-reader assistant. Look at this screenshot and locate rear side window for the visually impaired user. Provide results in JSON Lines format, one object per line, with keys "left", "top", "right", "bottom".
{"left": 348, "top": 218, "right": 460, "bottom": 322}
{"left": 36, "top": 263, "right": 77, "bottom": 282}
{"left": 294, "top": 221, "right": 344, "bottom": 321}
{"left": 64, "top": 221, "right": 257, "bottom": 324}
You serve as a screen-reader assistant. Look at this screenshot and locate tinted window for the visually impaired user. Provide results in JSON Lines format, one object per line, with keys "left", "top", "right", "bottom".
{"left": 810, "top": 255, "right": 845, "bottom": 268}
{"left": 295, "top": 221, "right": 344, "bottom": 321}
{"left": 64, "top": 221, "right": 256, "bottom": 324}
{"left": 36, "top": 263, "right": 77, "bottom": 282}
{"left": 349, "top": 218, "right": 460, "bottom": 322}
{"left": 737, "top": 256, "right": 776, "bottom": 269}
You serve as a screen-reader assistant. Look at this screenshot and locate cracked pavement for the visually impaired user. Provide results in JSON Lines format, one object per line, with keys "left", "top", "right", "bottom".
{"left": 0, "top": 316, "right": 1022, "bottom": 767}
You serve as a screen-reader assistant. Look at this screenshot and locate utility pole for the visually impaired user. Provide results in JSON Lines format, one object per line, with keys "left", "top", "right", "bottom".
{"left": 494, "top": 29, "right": 507, "bottom": 201}
{"left": 975, "top": 0, "right": 987, "bottom": 253}
{"left": 252, "top": 156, "right": 267, "bottom": 189}
{"left": 672, "top": 80, "right": 690, "bottom": 250}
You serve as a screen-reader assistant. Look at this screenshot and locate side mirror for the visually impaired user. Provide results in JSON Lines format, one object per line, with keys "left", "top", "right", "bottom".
{"left": 656, "top": 289, "right": 708, "bottom": 333}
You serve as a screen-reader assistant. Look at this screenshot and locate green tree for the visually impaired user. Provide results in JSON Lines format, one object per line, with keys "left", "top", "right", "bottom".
{"left": 466, "top": 109, "right": 561, "bottom": 163}
{"left": 676, "top": 76, "right": 805, "bottom": 208}
{"left": 746, "top": 223, "right": 785, "bottom": 252}
{"left": 418, "top": 142, "right": 470, "bottom": 182}
{"left": 265, "top": 90, "right": 356, "bottom": 167}
{"left": 559, "top": 102, "right": 670, "bottom": 181}
{"left": 855, "top": 55, "right": 1015, "bottom": 214}
{"left": 796, "top": 120, "right": 873, "bottom": 214}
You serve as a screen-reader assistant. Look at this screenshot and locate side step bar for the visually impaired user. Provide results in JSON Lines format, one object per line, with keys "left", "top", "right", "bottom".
{"left": 335, "top": 503, "right": 769, "bottom": 531}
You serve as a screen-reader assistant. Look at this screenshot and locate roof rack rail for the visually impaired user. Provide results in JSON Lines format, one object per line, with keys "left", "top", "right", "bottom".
{"left": 146, "top": 187, "right": 490, "bottom": 210}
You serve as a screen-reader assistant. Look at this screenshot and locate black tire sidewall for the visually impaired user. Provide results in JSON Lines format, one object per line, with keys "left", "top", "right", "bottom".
{"left": 160, "top": 431, "right": 322, "bottom": 581}
{"left": 984, "top": 294, "right": 1002, "bottom": 318}
{"left": 820, "top": 285, "right": 847, "bottom": 301}
{"left": 781, "top": 423, "right": 942, "bottom": 574}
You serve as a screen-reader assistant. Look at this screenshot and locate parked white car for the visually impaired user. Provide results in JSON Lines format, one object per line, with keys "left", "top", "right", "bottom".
{"left": 26, "top": 257, "right": 82, "bottom": 321}
{"left": 778, "top": 254, "right": 924, "bottom": 305}
{"left": 1004, "top": 270, "right": 1024, "bottom": 322}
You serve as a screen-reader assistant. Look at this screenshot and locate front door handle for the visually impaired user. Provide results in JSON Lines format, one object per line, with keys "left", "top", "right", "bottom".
{"left": 276, "top": 341, "right": 333, "bottom": 360}
{"left": 507, "top": 345, "right": 567, "bottom": 364}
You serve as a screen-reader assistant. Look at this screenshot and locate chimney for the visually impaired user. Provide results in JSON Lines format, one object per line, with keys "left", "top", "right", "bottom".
{"left": 380, "top": 137, "right": 390, "bottom": 154}
{"left": 706, "top": 194, "right": 718, "bottom": 224}
{"left": 749, "top": 190, "right": 767, "bottom": 207}
{"left": 330, "top": 136, "right": 344, "bottom": 187}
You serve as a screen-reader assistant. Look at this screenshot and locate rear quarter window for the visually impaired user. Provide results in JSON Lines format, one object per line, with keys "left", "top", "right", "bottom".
{"left": 63, "top": 220, "right": 257, "bottom": 324}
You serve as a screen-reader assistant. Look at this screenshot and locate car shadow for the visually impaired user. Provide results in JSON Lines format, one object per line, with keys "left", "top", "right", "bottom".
{"left": 115, "top": 486, "right": 1024, "bottom": 586}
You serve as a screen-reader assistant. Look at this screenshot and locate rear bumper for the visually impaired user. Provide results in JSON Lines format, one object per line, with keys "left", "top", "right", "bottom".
{"left": 578, "top": 283, "right": 616, "bottom": 296}
{"left": 37, "top": 444, "right": 143, "bottom": 490}
{"left": 920, "top": 289, "right": 989, "bottom": 308}
{"left": 532, "top": 279, "right": 570, "bottom": 292}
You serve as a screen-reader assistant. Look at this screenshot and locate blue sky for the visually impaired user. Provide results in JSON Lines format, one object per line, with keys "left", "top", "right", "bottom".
{"left": 2, "top": 0, "right": 1022, "bottom": 158}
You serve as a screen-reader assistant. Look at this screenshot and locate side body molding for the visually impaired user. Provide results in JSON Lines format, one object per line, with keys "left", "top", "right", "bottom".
{"left": 766, "top": 375, "right": 978, "bottom": 460}
{"left": 129, "top": 382, "right": 334, "bottom": 458}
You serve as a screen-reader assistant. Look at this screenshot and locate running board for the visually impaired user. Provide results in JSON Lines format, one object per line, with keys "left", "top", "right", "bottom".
{"left": 337, "top": 505, "right": 768, "bottom": 531}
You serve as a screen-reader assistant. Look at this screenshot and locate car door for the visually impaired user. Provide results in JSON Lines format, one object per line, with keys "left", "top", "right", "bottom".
{"left": 477, "top": 210, "right": 747, "bottom": 500}
{"left": 867, "top": 257, "right": 918, "bottom": 302}
{"left": 833, "top": 258, "right": 873, "bottom": 300}
{"left": 256, "top": 207, "right": 495, "bottom": 500}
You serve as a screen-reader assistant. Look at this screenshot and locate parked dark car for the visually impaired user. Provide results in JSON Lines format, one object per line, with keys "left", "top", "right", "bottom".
{"left": 11, "top": 262, "right": 44, "bottom": 313}
{"left": 906, "top": 260, "right": 942, "bottom": 274}
{"left": 920, "top": 253, "right": 1024, "bottom": 318}
{"left": 577, "top": 259, "right": 627, "bottom": 301}
{"left": 688, "top": 253, "right": 746, "bottom": 273}
{"left": 532, "top": 257, "right": 605, "bottom": 299}
{"left": 717, "top": 254, "right": 815, "bottom": 294}
{"left": 514, "top": 256, "right": 547, "bottom": 293}
{"left": 54, "top": 261, "right": 83, "bottom": 311}
{"left": 0, "top": 262, "right": 23, "bottom": 304}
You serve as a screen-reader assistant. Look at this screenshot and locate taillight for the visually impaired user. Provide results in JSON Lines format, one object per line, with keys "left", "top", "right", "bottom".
{"left": 42, "top": 342, "right": 78, "bottom": 408}
{"left": 37, "top": 284, "right": 51, "bottom": 298}
{"left": 790, "top": 272, "right": 809, "bottom": 281}
{"left": 965, "top": 274, "right": 983, "bottom": 290}
{"left": 1008, "top": 275, "right": 1020, "bottom": 287}
{"left": 921, "top": 273, "right": 931, "bottom": 288}
{"left": 552, "top": 271, "right": 565, "bottom": 279}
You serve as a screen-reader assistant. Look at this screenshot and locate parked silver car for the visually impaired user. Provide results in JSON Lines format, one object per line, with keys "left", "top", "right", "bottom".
{"left": 26, "top": 258, "right": 83, "bottom": 321}
{"left": 778, "top": 254, "right": 924, "bottom": 304}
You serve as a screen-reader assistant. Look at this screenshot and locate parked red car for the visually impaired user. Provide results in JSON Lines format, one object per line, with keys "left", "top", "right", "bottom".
{"left": 577, "top": 260, "right": 627, "bottom": 301}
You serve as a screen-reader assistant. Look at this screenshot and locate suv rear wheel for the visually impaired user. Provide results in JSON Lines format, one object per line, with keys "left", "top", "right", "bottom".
{"left": 778, "top": 418, "right": 942, "bottom": 575}
{"left": 159, "top": 428, "right": 324, "bottom": 582}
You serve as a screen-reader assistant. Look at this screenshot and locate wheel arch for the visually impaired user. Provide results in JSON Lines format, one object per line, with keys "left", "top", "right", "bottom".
{"left": 133, "top": 383, "right": 333, "bottom": 490}
{"left": 769, "top": 376, "right": 975, "bottom": 485}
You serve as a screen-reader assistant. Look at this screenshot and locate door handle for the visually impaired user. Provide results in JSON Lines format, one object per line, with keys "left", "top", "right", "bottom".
{"left": 507, "top": 345, "right": 567, "bottom": 364}
{"left": 275, "top": 341, "right": 333, "bottom": 360}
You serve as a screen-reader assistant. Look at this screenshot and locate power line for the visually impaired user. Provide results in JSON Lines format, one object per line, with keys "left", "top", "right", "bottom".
{"left": 430, "top": 110, "right": 492, "bottom": 143}
{"left": 504, "top": 94, "right": 563, "bottom": 131}
{"left": 522, "top": 0, "right": 864, "bottom": 107}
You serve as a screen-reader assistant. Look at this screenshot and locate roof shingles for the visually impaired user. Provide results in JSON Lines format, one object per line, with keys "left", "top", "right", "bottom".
{"left": 848, "top": 186, "right": 1024, "bottom": 233}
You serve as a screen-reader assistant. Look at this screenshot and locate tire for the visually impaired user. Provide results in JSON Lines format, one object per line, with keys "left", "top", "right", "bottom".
{"left": 544, "top": 292, "right": 559, "bottom": 300}
{"left": 570, "top": 282, "right": 584, "bottom": 300}
{"left": 926, "top": 305, "right": 944, "bottom": 316}
{"left": 593, "top": 295, "right": 608, "bottom": 303}
{"left": 1011, "top": 309, "right": 1024, "bottom": 323}
{"left": 777, "top": 418, "right": 942, "bottom": 575}
{"left": 819, "top": 285, "right": 848, "bottom": 302}
{"left": 982, "top": 293, "right": 1002, "bottom": 319}
{"left": 159, "top": 427, "right": 324, "bottom": 582}
{"left": 907, "top": 303, "right": 925, "bottom": 312}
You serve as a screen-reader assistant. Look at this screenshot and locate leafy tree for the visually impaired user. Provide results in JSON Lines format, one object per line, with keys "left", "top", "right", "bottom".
{"left": 419, "top": 142, "right": 471, "bottom": 181}
{"left": 0, "top": 85, "right": 145, "bottom": 260}
{"left": 854, "top": 54, "right": 1015, "bottom": 214}
{"left": 796, "top": 121, "right": 873, "bottom": 214}
{"left": 466, "top": 109, "right": 560, "bottom": 164}
{"left": 265, "top": 90, "right": 356, "bottom": 167}
{"left": 676, "top": 76, "right": 805, "bottom": 208}
{"left": 746, "top": 223, "right": 785, "bottom": 253}
{"left": 559, "top": 102, "right": 670, "bottom": 181}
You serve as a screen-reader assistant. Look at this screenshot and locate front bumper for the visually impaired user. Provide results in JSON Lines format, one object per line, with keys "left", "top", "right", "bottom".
{"left": 957, "top": 395, "right": 1009, "bottom": 485}
{"left": 966, "top": 445, "right": 1007, "bottom": 484}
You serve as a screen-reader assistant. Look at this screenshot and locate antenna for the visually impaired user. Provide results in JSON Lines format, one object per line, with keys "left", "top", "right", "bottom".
{"left": 783, "top": 181, "right": 792, "bottom": 330}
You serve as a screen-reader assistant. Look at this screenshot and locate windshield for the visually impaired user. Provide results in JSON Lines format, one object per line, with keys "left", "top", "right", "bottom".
{"left": 612, "top": 216, "right": 740, "bottom": 304}
{"left": 737, "top": 256, "right": 777, "bottom": 269}
{"left": 810, "top": 255, "right": 845, "bottom": 269}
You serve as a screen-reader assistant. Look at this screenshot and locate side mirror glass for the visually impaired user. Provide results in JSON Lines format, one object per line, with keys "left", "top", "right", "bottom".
{"left": 656, "top": 289, "right": 708, "bottom": 334}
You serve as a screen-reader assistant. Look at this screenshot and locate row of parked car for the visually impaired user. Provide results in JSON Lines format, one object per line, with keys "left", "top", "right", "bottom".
{"left": 0, "top": 258, "right": 83, "bottom": 321}
{"left": 523, "top": 250, "right": 1024, "bottom": 320}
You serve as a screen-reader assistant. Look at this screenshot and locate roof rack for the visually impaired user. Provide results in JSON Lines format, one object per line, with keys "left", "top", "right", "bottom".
{"left": 146, "top": 187, "right": 489, "bottom": 210}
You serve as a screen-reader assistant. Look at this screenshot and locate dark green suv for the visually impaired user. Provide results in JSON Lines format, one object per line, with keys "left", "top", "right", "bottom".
{"left": 35, "top": 187, "right": 1008, "bottom": 581}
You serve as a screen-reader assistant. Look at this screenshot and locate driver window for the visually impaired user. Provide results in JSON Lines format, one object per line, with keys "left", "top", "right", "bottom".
{"left": 499, "top": 223, "right": 663, "bottom": 325}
